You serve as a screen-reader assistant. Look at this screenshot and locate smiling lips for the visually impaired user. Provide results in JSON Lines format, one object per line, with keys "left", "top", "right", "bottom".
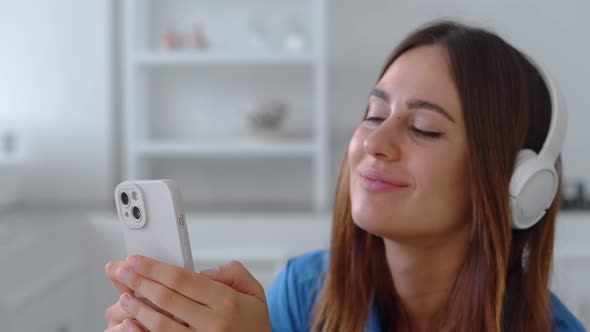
{"left": 358, "top": 168, "right": 410, "bottom": 192}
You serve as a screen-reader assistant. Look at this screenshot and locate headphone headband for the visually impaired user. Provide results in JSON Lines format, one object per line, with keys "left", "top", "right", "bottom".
{"left": 525, "top": 56, "right": 568, "bottom": 162}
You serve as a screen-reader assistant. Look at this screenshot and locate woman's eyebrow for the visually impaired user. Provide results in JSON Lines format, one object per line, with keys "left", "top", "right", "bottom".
{"left": 369, "top": 88, "right": 390, "bottom": 102}
{"left": 369, "top": 88, "right": 455, "bottom": 124}
{"left": 406, "top": 98, "right": 455, "bottom": 123}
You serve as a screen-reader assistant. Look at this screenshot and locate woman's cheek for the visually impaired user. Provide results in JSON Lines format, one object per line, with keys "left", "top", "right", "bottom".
{"left": 407, "top": 152, "right": 447, "bottom": 190}
{"left": 423, "top": 151, "right": 466, "bottom": 189}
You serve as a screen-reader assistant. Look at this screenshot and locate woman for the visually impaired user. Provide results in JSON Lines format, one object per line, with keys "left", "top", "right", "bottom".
{"left": 104, "top": 20, "right": 586, "bottom": 331}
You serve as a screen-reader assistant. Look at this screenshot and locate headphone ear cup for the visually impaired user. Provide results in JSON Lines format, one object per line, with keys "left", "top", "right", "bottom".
{"left": 510, "top": 149, "right": 557, "bottom": 229}
{"left": 514, "top": 149, "right": 538, "bottom": 169}
{"left": 510, "top": 149, "right": 538, "bottom": 229}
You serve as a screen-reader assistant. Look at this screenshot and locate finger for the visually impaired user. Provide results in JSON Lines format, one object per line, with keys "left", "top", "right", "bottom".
{"left": 121, "top": 254, "right": 232, "bottom": 306}
{"left": 106, "top": 319, "right": 143, "bottom": 332}
{"left": 105, "top": 302, "right": 133, "bottom": 327}
{"left": 201, "top": 261, "right": 267, "bottom": 304}
{"left": 105, "top": 295, "right": 153, "bottom": 331}
{"left": 119, "top": 292, "right": 192, "bottom": 332}
{"left": 136, "top": 296, "right": 187, "bottom": 326}
{"left": 105, "top": 296, "right": 175, "bottom": 325}
{"left": 116, "top": 268, "right": 212, "bottom": 329}
{"left": 106, "top": 260, "right": 133, "bottom": 295}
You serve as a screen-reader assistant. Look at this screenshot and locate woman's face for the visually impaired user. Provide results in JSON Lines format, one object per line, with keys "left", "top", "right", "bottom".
{"left": 348, "top": 45, "right": 470, "bottom": 241}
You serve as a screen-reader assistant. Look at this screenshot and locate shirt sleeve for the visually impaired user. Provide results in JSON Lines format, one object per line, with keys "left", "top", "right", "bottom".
{"left": 266, "top": 258, "right": 306, "bottom": 332}
{"left": 551, "top": 293, "right": 587, "bottom": 332}
{"left": 266, "top": 250, "right": 327, "bottom": 332}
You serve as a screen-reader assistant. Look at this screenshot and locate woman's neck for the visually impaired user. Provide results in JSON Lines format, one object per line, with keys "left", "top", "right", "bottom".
{"left": 383, "top": 223, "right": 471, "bottom": 331}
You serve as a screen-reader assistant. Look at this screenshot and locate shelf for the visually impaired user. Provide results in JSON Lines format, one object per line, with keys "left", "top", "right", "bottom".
{"left": 136, "top": 139, "right": 317, "bottom": 158}
{"left": 133, "top": 51, "right": 317, "bottom": 67}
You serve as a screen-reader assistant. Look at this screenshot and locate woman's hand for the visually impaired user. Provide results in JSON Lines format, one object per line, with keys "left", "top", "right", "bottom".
{"left": 105, "top": 255, "right": 271, "bottom": 332}
{"left": 105, "top": 260, "right": 177, "bottom": 331}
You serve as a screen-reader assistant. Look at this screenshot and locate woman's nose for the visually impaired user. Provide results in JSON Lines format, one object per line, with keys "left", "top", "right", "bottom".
{"left": 363, "top": 120, "right": 403, "bottom": 161}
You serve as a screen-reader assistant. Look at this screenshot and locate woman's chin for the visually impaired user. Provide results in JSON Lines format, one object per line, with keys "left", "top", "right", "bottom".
{"left": 351, "top": 207, "right": 425, "bottom": 240}
{"left": 351, "top": 208, "right": 397, "bottom": 237}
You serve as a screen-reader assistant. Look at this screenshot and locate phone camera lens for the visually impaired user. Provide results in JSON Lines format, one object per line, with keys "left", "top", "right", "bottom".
{"left": 121, "top": 192, "right": 130, "bottom": 206}
{"left": 132, "top": 206, "right": 141, "bottom": 220}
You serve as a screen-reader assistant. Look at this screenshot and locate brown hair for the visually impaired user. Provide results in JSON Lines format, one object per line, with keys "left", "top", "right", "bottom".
{"left": 311, "top": 20, "right": 561, "bottom": 332}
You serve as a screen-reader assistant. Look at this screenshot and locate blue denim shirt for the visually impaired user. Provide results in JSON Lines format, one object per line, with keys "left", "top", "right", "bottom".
{"left": 267, "top": 249, "right": 586, "bottom": 332}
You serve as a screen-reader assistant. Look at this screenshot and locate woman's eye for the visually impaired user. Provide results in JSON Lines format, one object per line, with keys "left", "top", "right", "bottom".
{"left": 363, "top": 116, "right": 385, "bottom": 124}
{"left": 411, "top": 126, "right": 442, "bottom": 138}
{"left": 362, "top": 117, "right": 443, "bottom": 139}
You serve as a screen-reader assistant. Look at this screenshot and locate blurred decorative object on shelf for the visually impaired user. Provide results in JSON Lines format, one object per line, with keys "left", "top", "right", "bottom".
{"left": 282, "top": 16, "right": 309, "bottom": 53}
{"left": 189, "top": 23, "right": 208, "bottom": 50}
{"left": 244, "top": 100, "right": 288, "bottom": 133}
{"left": 162, "top": 22, "right": 208, "bottom": 51}
{"left": 561, "top": 178, "right": 590, "bottom": 210}
{"left": 0, "top": 128, "right": 25, "bottom": 213}
{"left": 0, "top": 128, "right": 24, "bottom": 159}
{"left": 245, "top": 16, "right": 272, "bottom": 51}
{"left": 162, "top": 24, "right": 181, "bottom": 49}
{"left": 2, "top": 130, "right": 15, "bottom": 155}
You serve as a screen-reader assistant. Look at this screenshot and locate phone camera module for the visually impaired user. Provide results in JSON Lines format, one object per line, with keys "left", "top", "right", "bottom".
{"left": 121, "top": 192, "right": 130, "bottom": 206}
{"left": 132, "top": 206, "right": 141, "bottom": 220}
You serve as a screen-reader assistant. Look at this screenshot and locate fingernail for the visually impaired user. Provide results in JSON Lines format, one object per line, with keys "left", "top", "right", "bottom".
{"left": 119, "top": 267, "right": 130, "bottom": 282}
{"left": 105, "top": 261, "right": 113, "bottom": 273}
{"left": 200, "top": 267, "right": 220, "bottom": 277}
{"left": 120, "top": 293, "right": 131, "bottom": 309}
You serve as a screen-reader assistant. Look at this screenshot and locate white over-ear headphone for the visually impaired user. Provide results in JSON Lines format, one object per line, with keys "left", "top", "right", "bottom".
{"left": 509, "top": 57, "right": 568, "bottom": 229}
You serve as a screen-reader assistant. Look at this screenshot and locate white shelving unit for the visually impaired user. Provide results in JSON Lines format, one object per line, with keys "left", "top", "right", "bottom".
{"left": 134, "top": 51, "right": 317, "bottom": 66}
{"left": 122, "top": 0, "right": 329, "bottom": 210}
{"left": 136, "top": 139, "right": 316, "bottom": 158}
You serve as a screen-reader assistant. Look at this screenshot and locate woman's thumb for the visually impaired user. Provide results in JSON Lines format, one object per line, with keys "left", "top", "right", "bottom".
{"left": 200, "top": 261, "right": 266, "bottom": 303}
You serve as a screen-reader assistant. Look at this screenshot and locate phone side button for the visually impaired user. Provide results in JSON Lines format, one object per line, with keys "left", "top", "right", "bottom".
{"left": 178, "top": 214, "right": 185, "bottom": 226}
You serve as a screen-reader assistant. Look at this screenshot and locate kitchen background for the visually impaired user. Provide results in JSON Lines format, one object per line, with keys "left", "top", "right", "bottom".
{"left": 1, "top": 0, "right": 589, "bottom": 331}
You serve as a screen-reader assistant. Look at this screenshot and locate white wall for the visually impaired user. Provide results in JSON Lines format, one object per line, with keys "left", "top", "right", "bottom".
{"left": 0, "top": 0, "right": 112, "bottom": 208}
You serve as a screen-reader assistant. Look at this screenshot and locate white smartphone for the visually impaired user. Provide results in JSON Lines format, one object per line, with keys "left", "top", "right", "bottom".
{"left": 114, "top": 179, "right": 194, "bottom": 271}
